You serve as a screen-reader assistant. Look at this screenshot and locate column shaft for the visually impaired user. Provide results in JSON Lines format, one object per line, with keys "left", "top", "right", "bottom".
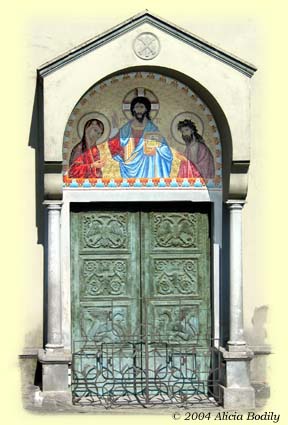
{"left": 45, "top": 202, "right": 63, "bottom": 349}
{"left": 228, "top": 202, "right": 245, "bottom": 346}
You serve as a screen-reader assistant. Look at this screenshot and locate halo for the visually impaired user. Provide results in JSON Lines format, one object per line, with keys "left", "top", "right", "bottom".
{"left": 77, "top": 112, "right": 111, "bottom": 145}
{"left": 171, "top": 112, "right": 204, "bottom": 145}
{"left": 122, "top": 87, "right": 159, "bottom": 121}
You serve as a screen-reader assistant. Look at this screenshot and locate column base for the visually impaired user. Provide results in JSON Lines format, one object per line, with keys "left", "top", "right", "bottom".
{"left": 38, "top": 349, "right": 71, "bottom": 392}
{"left": 219, "top": 385, "right": 255, "bottom": 410}
{"left": 41, "top": 390, "right": 72, "bottom": 407}
{"left": 227, "top": 341, "right": 247, "bottom": 351}
{"left": 220, "top": 346, "right": 255, "bottom": 409}
{"left": 45, "top": 343, "right": 64, "bottom": 350}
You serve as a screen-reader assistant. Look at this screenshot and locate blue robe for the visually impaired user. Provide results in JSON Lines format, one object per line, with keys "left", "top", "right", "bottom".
{"left": 112, "top": 120, "right": 173, "bottom": 178}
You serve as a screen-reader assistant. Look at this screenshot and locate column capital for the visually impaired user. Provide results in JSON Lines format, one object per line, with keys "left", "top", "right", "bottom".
{"left": 43, "top": 200, "right": 63, "bottom": 210}
{"left": 226, "top": 200, "right": 246, "bottom": 210}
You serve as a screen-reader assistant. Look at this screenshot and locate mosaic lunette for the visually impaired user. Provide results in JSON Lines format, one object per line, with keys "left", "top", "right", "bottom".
{"left": 63, "top": 72, "right": 222, "bottom": 188}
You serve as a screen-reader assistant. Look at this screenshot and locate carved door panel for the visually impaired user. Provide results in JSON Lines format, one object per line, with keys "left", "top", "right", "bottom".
{"left": 71, "top": 209, "right": 141, "bottom": 397}
{"left": 71, "top": 210, "right": 140, "bottom": 343}
{"left": 71, "top": 205, "right": 211, "bottom": 402}
{"left": 141, "top": 210, "right": 211, "bottom": 395}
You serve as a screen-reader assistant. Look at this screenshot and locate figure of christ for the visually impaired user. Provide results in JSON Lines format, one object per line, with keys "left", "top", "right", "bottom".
{"left": 68, "top": 119, "right": 106, "bottom": 178}
{"left": 108, "top": 97, "right": 173, "bottom": 179}
{"left": 175, "top": 119, "right": 215, "bottom": 179}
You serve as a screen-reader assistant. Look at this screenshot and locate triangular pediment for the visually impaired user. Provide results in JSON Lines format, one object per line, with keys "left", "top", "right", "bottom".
{"left": 38, "top": 10, "right": 257, "bottom": 78}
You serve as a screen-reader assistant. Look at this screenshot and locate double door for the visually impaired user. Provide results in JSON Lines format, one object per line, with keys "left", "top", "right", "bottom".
{"left": 71, "top": 204, "right": 211, "bottom": 405}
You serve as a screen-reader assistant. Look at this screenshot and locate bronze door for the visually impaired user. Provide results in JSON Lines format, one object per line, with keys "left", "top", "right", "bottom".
{"left": 71, "top": 204, "right": 211, "bottom": 406}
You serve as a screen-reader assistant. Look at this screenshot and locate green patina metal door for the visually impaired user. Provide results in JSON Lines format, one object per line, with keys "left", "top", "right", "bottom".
{"left": 71, "top": 204, "right": 211, "bottom": 406}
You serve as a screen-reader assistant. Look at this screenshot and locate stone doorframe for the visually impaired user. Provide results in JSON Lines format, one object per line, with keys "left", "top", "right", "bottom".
{"left": 36, "top": 11, "right": 257, "bottom": 409}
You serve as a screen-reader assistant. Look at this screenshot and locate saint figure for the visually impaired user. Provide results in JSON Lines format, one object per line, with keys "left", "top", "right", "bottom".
{"left": 68, "top": 119, "right": 106, "bottom": 178}
{"left": 108, "top": 97, "right": 173, "bottom": 178}
{"left": 176, "top": 119, "right": 215, "bottom": 179}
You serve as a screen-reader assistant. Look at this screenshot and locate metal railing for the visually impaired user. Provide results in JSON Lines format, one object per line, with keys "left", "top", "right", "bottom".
{"left": 72, "top": 336, "right": 221, "bottom": 408}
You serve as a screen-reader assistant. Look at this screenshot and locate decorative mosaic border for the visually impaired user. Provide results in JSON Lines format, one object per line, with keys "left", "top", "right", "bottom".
{"left": 63, "top": 176, "right": 221, "bottom": 189}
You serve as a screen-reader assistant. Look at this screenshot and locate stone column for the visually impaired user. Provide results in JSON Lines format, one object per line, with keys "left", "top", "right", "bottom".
{"left": 219, "top": 201, "right": 255, "bottom": 409}
{"left": 38, "top": 201, "right": 71, "bottom": 394}
{"left": 228, "top": 202, "right": 246, "bottom": 349}
{"left": 45, "top": 201, "right": 63, "bottom": 349}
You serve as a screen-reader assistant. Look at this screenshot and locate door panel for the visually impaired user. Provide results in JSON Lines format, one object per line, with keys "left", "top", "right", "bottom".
{"left": 71, "top": 210, "right": 140, "bottom": 343}
{"left": 71, "top": 210, "right": 141, "bottom": 400}
{"left": 142, "top": 211, "right": 210, "bottom": 344}
{"left": 141, "top": 210, "right": 211, "bottom": 398}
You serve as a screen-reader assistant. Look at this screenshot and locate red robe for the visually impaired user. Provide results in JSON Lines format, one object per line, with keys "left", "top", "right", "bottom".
{"left": 177, "top": 142, "right": 214, "bottom": 179}
{"left": 177, "top": 158, "right": 201, "bottom": 178}
{"left": 68, "top": 144, "right": 102, "bottom": 178}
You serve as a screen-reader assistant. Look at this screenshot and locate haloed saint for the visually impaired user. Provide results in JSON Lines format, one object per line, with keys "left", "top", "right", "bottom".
{"left": 108, "top": 96, "right": 173, "bottom": 178}
{"left": 68, "top": 119, "right": 106, "bottom": 178}
{"left": 175, "top": 119, "right": 215, "bottom": 179}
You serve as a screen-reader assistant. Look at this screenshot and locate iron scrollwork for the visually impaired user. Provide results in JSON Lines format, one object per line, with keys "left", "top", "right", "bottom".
{"left": 72, "top": 336, "right": 220, "bottom": 408}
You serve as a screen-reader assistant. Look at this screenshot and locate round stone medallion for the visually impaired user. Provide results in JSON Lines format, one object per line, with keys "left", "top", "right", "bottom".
{"left": 133, "top": 32, "right": 160, "bottom": 60}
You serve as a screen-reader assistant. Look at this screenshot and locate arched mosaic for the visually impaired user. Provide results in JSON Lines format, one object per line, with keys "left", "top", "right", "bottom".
{"left": 62, "top": 72, "right": 222, "bottom": 189}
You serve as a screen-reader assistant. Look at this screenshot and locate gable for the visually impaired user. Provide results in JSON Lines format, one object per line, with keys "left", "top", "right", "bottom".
{"left": 38, "top": 11, "right": 256, "bottom": 78}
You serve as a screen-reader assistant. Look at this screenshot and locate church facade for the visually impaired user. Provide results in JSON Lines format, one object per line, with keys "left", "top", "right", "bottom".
{"left": 20, "top": 11, "right": 270, "bottom": 411}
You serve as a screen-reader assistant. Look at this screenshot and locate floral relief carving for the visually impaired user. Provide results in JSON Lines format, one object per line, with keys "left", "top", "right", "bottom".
{"left": 153, "top": 213, "right": 197, "bottom": 248}
{"left": 81, "top": 260, "right": 127, "bottom": 296}
{"left": 82, "top": 213, "right": 127, "bottom": 249}
{"left": 154, "top": 259, "right": 198, "bottom": 295}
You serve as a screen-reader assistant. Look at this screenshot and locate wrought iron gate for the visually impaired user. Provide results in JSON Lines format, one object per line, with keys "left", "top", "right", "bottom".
{"left": 72, "top": 339, "right": 220, "bottom": 407}
{"left": 71, "top": 205, "right": 217, "bottom": 408}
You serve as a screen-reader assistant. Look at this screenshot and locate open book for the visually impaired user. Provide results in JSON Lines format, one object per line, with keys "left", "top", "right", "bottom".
{"left": 143, "top": 132, "right": 161, "bottom": 154}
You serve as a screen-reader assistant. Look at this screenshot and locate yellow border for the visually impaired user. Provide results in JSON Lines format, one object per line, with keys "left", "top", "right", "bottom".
{"left": 2, "top": 1, "right": 286, "bottom": 424}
